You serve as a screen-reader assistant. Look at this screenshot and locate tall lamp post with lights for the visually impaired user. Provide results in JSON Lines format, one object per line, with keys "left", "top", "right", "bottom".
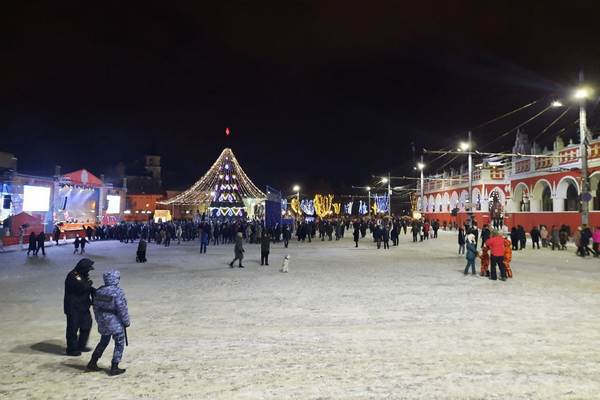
{"left": 551, "top": 77, "right": 592, "bottom": 226}
{"left": 366, "top": 186, "right": 371, "bottom": 215}
{"left": 574, "top": 83, "right": 592, "bottom": 225}
{"left": 381, "top": 174, "right": 391, "bottom": 216}
{"left": 458, "top": 131, "right": 473, "bottom": 227}
{"left": 416, "top": 159, "right": 425, "bottom": 213}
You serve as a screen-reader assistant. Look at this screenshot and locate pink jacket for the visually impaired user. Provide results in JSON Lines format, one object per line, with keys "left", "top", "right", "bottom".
{"left": 593, "top": 230, "right": 600, "bottom": 244}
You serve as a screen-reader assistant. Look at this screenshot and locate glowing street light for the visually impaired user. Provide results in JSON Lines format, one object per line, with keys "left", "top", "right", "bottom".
{"left": 293, "top": 185, "right": 300, "bottom": 204}
{"left": 459, "top": 141, "right": 470, "bottom": 151}
{"left": 551, "top": 100, "right": 563, "bottom": 108}
{"left": 417, "top": 162, "right": 425, "bottom": 170}
{"left": 381, "top": 177, "right": 389, "bottom": 184}
{"left": 574, "top": 87, "right": 591, "bottom": 100}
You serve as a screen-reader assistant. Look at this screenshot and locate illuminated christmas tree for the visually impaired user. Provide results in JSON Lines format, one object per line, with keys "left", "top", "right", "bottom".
{"left": 159, "top": 148, "right": 265, "bottom": 217}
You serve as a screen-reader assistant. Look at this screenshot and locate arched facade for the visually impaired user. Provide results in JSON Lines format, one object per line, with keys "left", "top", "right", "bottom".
{"left": 450, "top": 191, "right": 459, "bottom": 210}
{"left": 555, "top": 176, "right": 579, "bottom": 212}
{"left": 442, "top": 192, "right": 450, "bottom": 212}
{"left": 531, "top": 179, "right": 553, "bottom": 212}
{"left": 512, "top": 182, "right": 530, "bottom": 212}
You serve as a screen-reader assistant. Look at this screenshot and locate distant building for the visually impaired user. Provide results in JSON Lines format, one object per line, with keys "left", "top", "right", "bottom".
{"left": 418, "top": 129, "right": 600, "bottom": 231}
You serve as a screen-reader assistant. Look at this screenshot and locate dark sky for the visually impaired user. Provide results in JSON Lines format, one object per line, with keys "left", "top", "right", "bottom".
{"left": 2, "top": 1, "right": 600, "bottom": 194}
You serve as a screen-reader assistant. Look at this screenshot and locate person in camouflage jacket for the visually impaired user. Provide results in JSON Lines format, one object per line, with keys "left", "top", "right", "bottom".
{"left": 86, "top": 270, "right": 130, "bottom": 375}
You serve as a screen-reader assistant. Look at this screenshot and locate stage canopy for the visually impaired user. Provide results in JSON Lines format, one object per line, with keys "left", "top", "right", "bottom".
{"left": 158, "top": 148, "right": 265, "bottom": 217}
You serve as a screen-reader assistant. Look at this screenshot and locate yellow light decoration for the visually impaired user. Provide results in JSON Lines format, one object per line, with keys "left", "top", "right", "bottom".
{"left": 332, "top": 203, "right": 341, "bottom": 215}
{"left": 290, "top": 197, "right": 301, "bottom": 214}
{"left": 314, "top": 194, "right": 334, "bottom": 218}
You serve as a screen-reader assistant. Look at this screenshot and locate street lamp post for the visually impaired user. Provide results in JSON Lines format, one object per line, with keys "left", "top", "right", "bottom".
{"left": 388, "top": 172, "right": 391, "bottom": 216}
{"left": 293, "top": 185, "right": 300, "bottom": 215}
{"left": 366, "top": 186, "right": 371, "bottom": 215}
{"left": 417, "top": 158, "right": 425, "bottom": 213}
{"left": 459, "top": 133, "right": 473, "bottom": 228}
{"left": 575, "top": 74, "right": 591, "bottom": 226}
{"left": 467, "top": 131, "right": 473, "bottom": 227}
{"left": 381, "top": 174, "right": 391, "bottom": 216}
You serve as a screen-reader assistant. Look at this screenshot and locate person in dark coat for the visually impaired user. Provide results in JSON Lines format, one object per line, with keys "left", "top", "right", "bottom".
{"left": 480, "top": 225, "right": 491, "bottom": 248}
{"left": 64, "top": 258, "right": 96, "bottom": 356}
{"left": 27, "top": 232, "right": 37, "bottom": 256}
{"left": 86, "top": 270, "right": 130, "bottom": 375}
{"left": 458, "top": 227, "right": 466, "bottom": 254}
{"left": 517, "top": 225, "right": 526, "bottom": 250}
{"left": 382, "top": 225, "right": 390, "bottom": 249}
{"left": 530, "top": 226, "right": 541, "bottom": 249}
{"left": 53, "top": 226, "right": 61, "bottom": 246}
{"left": 353, "top": 226, "right": 360, "bottom": 248}
{"left": 35, "top": 231, "right": 46, "bottom": 256}
{"left": 510, "top": 227, "right": 519, "bottom": 250}
{"left": 200, "top": 228, "right": 209, "bottom": 254}
{"left": 80, "top": 236, "right": 88, "bottom": 254}
{"left": 260, "top": 232, "right": 271, "bottom": 265}
{"left": 282, "top": 225, "right": 291, "bottom": 248}
{"left": 136, "top": 239, "right": 147, "bottom": 262}
{"left": 73, "top": 235, "right": 80, "bottom": 254}
{"left": 230, "top": 232, "right": 245, "bottom": 268}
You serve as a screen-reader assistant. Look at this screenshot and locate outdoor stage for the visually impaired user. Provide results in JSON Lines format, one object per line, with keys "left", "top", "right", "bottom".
{"left": 1, "top": 232, "right": 599, "bottom": 399}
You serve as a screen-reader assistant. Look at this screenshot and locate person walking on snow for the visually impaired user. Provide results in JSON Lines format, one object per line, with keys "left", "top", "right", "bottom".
{"left": 230, "top": 232, "right": 245, "bottom": 268}
{"left": 86, "top": 270, "right": 130, "bottom": 376}
{"left": 458, "top": 227, "right": 466, "bottom": 254}
{"left": 64, "top": 258, "right": 96, "bottom": 356}
{"left": 464, "top": 233, "right": 477, "bottom": 275}
{"left": 260, "top": 231, "right": 271, "bottom": 265}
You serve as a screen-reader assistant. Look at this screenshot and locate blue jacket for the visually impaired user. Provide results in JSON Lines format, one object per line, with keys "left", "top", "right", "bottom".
{"left": 93, "top": 270, "right": 130, "bottom": 335}
{"left": 201, "top": 230, "right": 209, "bottom": 245}
{"left": 466, "top": 242, "right": 478, "bottom": 261}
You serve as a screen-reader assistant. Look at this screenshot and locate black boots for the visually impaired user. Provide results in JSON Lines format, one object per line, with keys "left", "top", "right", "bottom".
{"left": 86, "top": 357, "right": 101, "bottom": 372}
{"left": 109, "top": 362, "right": 126, "bottom": 376}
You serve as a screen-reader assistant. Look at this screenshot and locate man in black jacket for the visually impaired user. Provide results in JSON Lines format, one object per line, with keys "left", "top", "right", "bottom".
{"left": 64, "top": 258, "right": 96, "bottom": 356}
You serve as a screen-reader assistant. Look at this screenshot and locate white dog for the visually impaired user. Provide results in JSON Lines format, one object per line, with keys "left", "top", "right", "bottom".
{"left": 280, "top": 255, "right": 290, "bottom": 273}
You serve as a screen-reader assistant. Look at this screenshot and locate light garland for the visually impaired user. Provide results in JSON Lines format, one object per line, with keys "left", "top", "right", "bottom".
{"left": 300, "top": 199, "right": 315, "bottom": 215}
{"left": 344, "top": 202, "right": 353, "bottom": 214}
{"left": 332, "top": 203, "right": 341, "bottom": 215}
{"left": 314, "top": 194, "right": 334, "bottom": 218}
{"left": 373, "top": 194, "right": 389, "bottom": 214}
{"left": 158, "top": 148, "right": 265, "bottom": 206}
{"left": 290, "top": 197, "right": 301, "bottom": 214}
{"left": 359, "top": 200, "right": 368, "bottom": 215}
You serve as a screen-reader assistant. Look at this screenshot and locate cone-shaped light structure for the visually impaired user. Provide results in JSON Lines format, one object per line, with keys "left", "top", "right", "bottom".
{"left": 158, "top": 148, "right": 265, "bottom": 217}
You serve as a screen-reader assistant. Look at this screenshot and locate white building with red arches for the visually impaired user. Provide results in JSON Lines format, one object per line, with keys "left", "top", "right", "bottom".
{"left": 418, "top": 130, "right": 600, "bottom": 231}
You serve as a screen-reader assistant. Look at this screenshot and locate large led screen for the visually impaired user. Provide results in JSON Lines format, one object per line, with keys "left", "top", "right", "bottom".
{"left": 106, "top": 195, "right": 121, "bottom": 214}
{"left": 23, "top": 185, "right": 51, "bottom": 212}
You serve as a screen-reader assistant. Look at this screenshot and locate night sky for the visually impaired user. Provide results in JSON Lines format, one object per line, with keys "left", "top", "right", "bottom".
{"left": 2, "top": 1, "right": 600, "bottom": 195}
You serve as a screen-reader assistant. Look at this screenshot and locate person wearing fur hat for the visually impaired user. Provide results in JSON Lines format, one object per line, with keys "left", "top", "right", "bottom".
{"left": 464, "top": 233, "right": 478, "bottom": 275}
{"left": 87, "top": 270, "right": 130, "bottom": 375}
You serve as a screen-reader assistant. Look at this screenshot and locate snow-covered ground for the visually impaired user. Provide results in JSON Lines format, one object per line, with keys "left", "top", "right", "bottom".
{"left": 1, "top": 231, "right": 600, "bottom": 399}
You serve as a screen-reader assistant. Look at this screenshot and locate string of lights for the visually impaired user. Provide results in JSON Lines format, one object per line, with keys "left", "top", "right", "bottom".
{"left": 158, "top": 148, "right": 266, "bottom": 207}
